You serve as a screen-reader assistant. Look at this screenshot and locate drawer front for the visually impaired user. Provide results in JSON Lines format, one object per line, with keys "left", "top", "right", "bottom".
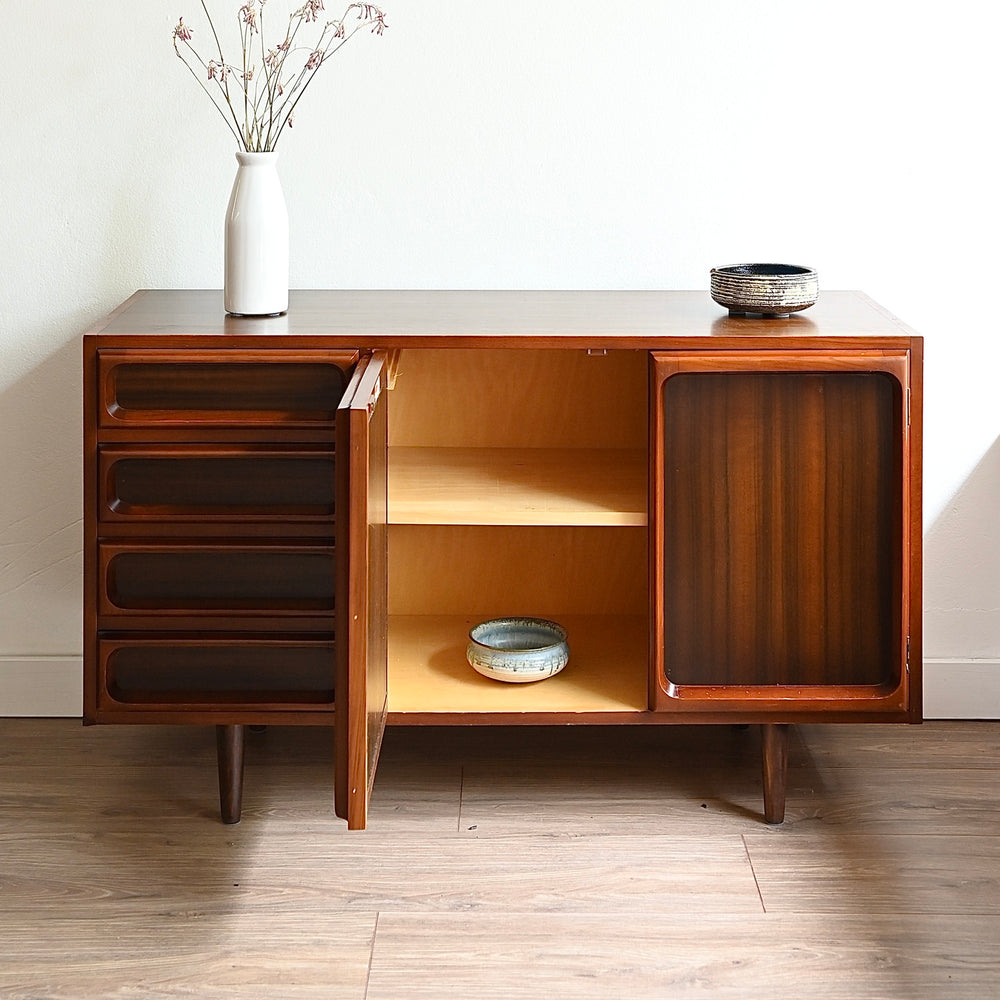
{"left": 99, "top": 543, "right": 336, "bottom": 618}
{"left": 98, "top": 350, "right": 355, "bottom": 427}
{"left": 99, "top": 636, "right": 335, "bottom": 710}
{"left": 99, "top": 446, "right": 336, "bottom": 523}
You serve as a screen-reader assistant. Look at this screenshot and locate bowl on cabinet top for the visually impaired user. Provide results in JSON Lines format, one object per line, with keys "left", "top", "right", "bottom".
{"left": 710, "top": 263, "right": 818, "bottom": 317}
{"left": 467, "top": 617, "right": 569, "bottom": 683}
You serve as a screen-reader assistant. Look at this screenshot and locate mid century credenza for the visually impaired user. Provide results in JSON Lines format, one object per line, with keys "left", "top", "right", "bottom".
{"left": 83, "top": 290, "right": 923, "bottom": 827}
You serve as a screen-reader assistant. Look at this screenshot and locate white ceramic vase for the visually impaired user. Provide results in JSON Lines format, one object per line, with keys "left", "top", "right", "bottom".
{"left": 224, "top": 151, "right": 289, "bottom": 316}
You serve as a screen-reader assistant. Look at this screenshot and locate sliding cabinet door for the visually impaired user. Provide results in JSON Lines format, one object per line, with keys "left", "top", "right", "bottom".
{"left": 650, "top": 350, "right": 918, "bottom": 722}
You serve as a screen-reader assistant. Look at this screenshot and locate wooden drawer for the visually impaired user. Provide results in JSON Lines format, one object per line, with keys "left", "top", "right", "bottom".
{"left": 98, "top": 350, "right": 356, "bottom": 428}
{"left": 98, "top": 543, "right": 337, "bottom": 619}
{"left": 98, "top": 635, "right": 335, "bottom": 710}
{"left": 99, "top": 445, "right": 336, "bottom": 524}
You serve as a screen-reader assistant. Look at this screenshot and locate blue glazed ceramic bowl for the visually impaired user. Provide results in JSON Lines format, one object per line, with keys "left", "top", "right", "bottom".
{"left": 467, "top": 618, "right": 569, "bottom": 683}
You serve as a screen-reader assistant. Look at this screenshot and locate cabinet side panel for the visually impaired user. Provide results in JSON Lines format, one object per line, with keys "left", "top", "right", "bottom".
{"left": 661, "top": 371, "right": 899, "bottom": 688}
{"left": 83, "top": 338, "right": 100, "bottom": 723}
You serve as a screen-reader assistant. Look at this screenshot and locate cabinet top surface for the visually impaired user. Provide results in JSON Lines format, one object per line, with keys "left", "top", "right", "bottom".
{"left": 88, "top": 289, "right": 920, "bottom": 348}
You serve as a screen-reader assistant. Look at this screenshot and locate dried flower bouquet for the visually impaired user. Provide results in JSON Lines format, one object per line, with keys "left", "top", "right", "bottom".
{"left": 173, "top": 0, "right": 387, "bottom": 151}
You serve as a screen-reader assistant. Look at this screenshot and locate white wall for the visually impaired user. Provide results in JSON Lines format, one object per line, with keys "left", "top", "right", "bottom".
{"left": 1, "top": 1, "right": 998, "bottom": 716}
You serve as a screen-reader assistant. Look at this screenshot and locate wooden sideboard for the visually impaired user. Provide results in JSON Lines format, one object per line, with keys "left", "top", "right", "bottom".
{"left": 83, "top": 290, "right": 923, "bottom": 828}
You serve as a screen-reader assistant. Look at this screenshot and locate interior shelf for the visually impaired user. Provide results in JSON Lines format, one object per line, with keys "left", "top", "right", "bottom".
{"left": 387, "top": 614, "right": 648, "bottom": 715}
{"left": 388, "top": 447, "right": 647, "bottom": 526}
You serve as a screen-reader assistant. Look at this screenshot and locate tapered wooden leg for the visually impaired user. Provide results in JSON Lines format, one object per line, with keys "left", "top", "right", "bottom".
{"left": 761, "top": 723, "right": 790, "bottom": 825}
{"left": 216, "top": 724, "right": 246, "bottom": 824}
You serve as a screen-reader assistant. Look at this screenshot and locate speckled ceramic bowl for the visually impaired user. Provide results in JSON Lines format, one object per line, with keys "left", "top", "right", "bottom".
{"left": 467, "top": 618, "right": 569, "bottom": 683}
{"left": 710, "top": 263, "right": 818, "bottom": 317}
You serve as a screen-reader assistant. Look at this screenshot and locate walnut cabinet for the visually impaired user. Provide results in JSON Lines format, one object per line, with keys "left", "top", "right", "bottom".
{"left": 83, "top": 290, "right": 923, "bottom": 828}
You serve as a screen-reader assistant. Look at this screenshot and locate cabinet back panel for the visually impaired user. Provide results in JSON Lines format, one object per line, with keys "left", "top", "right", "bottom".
{"left": 389, "top": 524, "right": 647, "bottom": 616}
{"left": 389, "top": 349, "right": 647, "bottom": 449}
{"left": 661, "top": 372, "right": 900, "bottom": 688}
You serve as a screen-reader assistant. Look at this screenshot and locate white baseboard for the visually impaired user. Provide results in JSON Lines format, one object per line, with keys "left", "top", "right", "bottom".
{"left": 922, "top": 659, "right": 1000, "bottom": 719}
{"left": 1, "top": 656, "right": 998, "bottom": 720}
{"left": 0, "top": 657, "right": 82, "bottom": 717}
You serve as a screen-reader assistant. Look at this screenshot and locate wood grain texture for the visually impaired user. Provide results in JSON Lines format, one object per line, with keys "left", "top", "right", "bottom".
{"left": 754, "top": 764, "right": 1000, "bottom": 836}
{"left": 387, "top": 614, "right": 648, "bottom": 715}
{"left": 387, "top": 348, "right": 647, "bottom": 449}
{"left": 388, "top": 525, "right": 647, "bottom": 617}
{"left": 100, "top": 543, "right": 338, "bottom": 616}
{"left": 91, "top": 290, "right": 920, "bottom": 349}
{"left": 335, "top": 354, "right": 389, "bottom": 830}
{"left": 84, "top": 342, "right": 354, "bottom": 732}
{"left": 216, "top": 723, "right": 246, "bottom": 823}
{"left": 100, "top": 446, "right": 338, "bottom": 523}
{"left": 98, "top": 349, "right": 355, "bottom": 428}
{"left": 388, "top": 447, "right": 647, "bottom": 526}
{"left": 366, "top": 912, "right": 1000, "bottom": 999}
{"left": 100, "top": 637, "right": 336, "bottom": 710}
{"left": 84, "top": 291, "right": 923, "bottom": 825}
{"left": 0, "top": 914, "right": 377, "bottom": 1000}
{"left": 761, "top": 723, "right": 789, "bottom": 824}
{"left": 1, "top": 720, "right": 998, "bottom": 998}
{"left": 791, "top": 722, "right": 1000, "bottom": 768}
{"left": 747, "top": 834, "right": 1000, "bottom": 915}
{"left": 658, "top": 368, "right": 900, "bottom": 688}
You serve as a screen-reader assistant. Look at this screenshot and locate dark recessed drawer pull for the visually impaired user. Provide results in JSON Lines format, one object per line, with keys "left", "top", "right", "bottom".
{"left": 101, "top": 450, "right": 336, "bottom": 519}
{"left": 101, "top": 546, "right": 337, "bottom": 614}
{"left": 98, "top": 351, "right": 355, "bottom": 426}
{"left": 101, "top": 637, "right": 335, "bottom": 706}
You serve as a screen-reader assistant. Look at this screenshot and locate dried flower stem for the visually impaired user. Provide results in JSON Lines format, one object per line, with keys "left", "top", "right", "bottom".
{"left": 173, "top": 1, "right": 387, "bottom": 152}
{"left": 272, "top": 13, "right": 374, "bottom": 145}
{"left": 173, "top": 36, "right": 244, "bottom": 147}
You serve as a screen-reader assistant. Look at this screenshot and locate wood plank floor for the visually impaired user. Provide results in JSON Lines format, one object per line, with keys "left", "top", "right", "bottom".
{"left": 0, "top": 720, "right": 998, "bottom": 998}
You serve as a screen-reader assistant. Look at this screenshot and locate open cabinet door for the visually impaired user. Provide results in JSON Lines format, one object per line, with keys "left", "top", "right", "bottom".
{"left": 335, "top": 353, "right": 389, "bottom": 829}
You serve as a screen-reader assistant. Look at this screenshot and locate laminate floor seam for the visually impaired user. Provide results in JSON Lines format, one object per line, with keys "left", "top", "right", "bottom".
{"left": 741, "top": 833, "right": 767, "bottom": 912}
{"left": 363, "top": 912, "right": 380, "bottom": 1000}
